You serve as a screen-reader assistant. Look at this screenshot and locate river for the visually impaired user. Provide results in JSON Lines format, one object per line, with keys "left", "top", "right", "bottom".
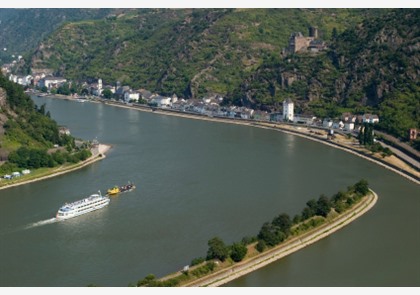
{"left": 0, "top": 96, "right": 418, "bottom": 286}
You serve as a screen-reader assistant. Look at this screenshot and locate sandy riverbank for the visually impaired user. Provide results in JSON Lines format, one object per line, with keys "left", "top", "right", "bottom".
{"left": 0, "top": 144, "right": 111, "bottom": 191}
{"left": 180, "top": 189, "right": 378, "bottom": 287}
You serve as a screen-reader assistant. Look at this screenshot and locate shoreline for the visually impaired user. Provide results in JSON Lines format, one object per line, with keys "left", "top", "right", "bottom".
{"left": 0, "top": 144, "right": 111, "bottom": 191}
{"left": 96, "top": 98, "right": 419, "bottom": 185}
{"left": 181, "top": 189, "right": 378, "bottom": 287}
{"left": 29, "top": 95, "right": 419, "bottom": 185}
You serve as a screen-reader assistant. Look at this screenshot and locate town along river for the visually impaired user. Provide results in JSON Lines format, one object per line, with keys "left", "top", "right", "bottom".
{"left": 0, "top": 96, "right": 418, "bottom": 287}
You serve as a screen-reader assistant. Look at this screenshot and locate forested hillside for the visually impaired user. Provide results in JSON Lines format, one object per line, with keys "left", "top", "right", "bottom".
{"left": 0, "top": 73, "right": 91, "bottom": 174}
{"left": 228, "top": 9, "right": 419, "bottom": 139}
{"left": 0, "top": 8, "right": 121, "bottom": 64}
{"left": 28, "top": 9, "right": 382, "bottom": 97}
{"left": 9, "top": 8, "right": 419, "bottom": 142}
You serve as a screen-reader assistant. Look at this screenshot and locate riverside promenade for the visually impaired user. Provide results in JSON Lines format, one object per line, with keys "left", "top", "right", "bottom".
{"left": 181, "top": 190, "right": 378, "bottom": 287}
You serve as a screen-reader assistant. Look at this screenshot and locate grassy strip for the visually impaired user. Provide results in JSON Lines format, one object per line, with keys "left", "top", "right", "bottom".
{"left": 0, "top": 153, "right": 104, "bottom": 190}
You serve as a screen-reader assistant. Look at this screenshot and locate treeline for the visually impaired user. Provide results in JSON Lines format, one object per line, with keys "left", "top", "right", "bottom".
{"left": 6, "top": 146, "right": 91, "bottom": 169}
{"left": 135, "top": 179, "right": 370, "bottom": 287}
{"left": 0, "top": 72, "right": 93, "bottom": 174}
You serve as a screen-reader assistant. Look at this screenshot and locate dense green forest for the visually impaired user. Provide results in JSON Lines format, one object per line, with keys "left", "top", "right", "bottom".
{"left": 0, "top": 8, "right": 121, "bottom": 64}
{"left": 0, "top": 72, "right": 91, "bottom": 174}
{"left": 27, "top": 9, "right": 383, "bottom": 94}
{"left": 6, "top": 8, "right": 419, "bottom": 143}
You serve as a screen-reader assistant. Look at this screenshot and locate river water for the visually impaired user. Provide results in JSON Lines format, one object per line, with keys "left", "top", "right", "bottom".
{"left": 0, "top": 97, "right": 418, "bottom": 287}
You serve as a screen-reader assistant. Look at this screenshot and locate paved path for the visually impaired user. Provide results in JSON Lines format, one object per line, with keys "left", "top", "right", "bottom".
{"left": 375, "top": 130, "right": 420, "bottom": 160}
{"left": 182, "top": 190, "right": 378, "bottom": 287}
{"left": 378, "top": 141, "right": 419, "bottom": 170}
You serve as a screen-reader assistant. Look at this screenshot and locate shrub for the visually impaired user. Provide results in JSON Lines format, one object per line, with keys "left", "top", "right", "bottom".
{"left": 255, "top": 240, "right": 266, "bottom": 253}
{"left": 190, "top": 257, "right": 205, "bottom": 266}
{"left": 230, "top": 243, "right": 248, "bottom": 262}
{"left": 137, "top": 274, "right": 156, "bottom": 286}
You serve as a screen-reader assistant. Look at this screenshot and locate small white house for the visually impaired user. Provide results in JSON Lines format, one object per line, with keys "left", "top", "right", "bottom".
{"left": 344, "top": 122, "right": 355, "bottom": 131}
{"left": 323, "top": 118, "right": 333, "bottom": 128}
{"left": 239, "top": 108, "right": 254, "bottom": 120}
{"left": 3, "top": 175, "right": 12, "bottom": 180}
{"left": 151, "top": 96, "right": 171, "bottom": 107}
{"left": 124, "top": 91, "right": 140, "bottom": 102}
{"left": 332, "top": 120, "right": 344, "bottom": 129}
{"left": 362, "top": 114, "right": 379, "bottom": 124}
{"left": 293, "top": 115, "right": 316, "bottom": 125}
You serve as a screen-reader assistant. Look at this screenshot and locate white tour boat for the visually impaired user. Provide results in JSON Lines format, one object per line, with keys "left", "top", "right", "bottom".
{"left": 56, "top": 191, "right": 110, "bottom": 220}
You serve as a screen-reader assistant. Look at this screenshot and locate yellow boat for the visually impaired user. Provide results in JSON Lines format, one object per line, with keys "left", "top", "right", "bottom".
{"left": 107, "top": 186, "right": 120, "bottom": 195}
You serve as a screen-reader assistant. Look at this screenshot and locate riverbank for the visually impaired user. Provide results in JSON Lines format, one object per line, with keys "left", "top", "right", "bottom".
{"left": 31, "top": 95, "right": 420, "bottom": 184}
{"left": 0, "top": 144, "right": 111, "bottom": 191}
{"left": 95, "top": 99, "right": 419, "bottom": 185}
{"left": 169, "top": 189, "right": 378, "bottom": 287}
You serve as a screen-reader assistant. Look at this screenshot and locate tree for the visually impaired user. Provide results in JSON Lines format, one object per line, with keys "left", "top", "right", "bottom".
{"left": 332, "top": 191, "right": 347, "bottom": 204}
{"left": 255, "top": 240, "right": 266, "bottom": 253}
{"left": 301, "top": 207, "right": 313, "bottom": 220}
{"left": 81, "top": 88, "right": 89, "bottom": 96}
{"left": 257, "top": 222, "right": 286, "bottom": 247}
{"left": 137, "top": 274, "right": 156, "bottom": 287}
{"left": 206, "top": 237, "right": 229, "bottom": 262}
{"left": 332, "top": 27, "right": 338, "bottom": 40}
{"left": 230, "top": 243, "right": 247, "bottom": 262}
{"left": 272, "top": 213, "right": 292, "bottom": 236}
{"left": 57, "top": 83, "right": 71, "bottom": 95}
{"left": 102, "top": 88, "right": 113, "bottom": 99}
{"left": 316, "top": 194, "right": 331, "bottom": 217}
{"left": 293, "top": 214, "right": 301, "bottom": 224}
{"left": 191, "top": 257, "right": 205, "bottom": 266}
{"left": 354, "top": 179, "right": 369, "bottom": 196}
{"left": 302, "top": 199, "right": 317, "bottom": 219}
{"left": 359, "top": 123, "right": 374, "bottom": 145}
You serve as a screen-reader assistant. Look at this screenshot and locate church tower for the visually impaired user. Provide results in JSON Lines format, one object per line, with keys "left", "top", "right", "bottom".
{"left": 283, "top": 98, "right": 294, "bottom": 122}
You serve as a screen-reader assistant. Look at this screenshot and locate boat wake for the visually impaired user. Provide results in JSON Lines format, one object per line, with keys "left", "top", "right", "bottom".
{"left": 24, "top": 218, "right": 58, "bottom": 230}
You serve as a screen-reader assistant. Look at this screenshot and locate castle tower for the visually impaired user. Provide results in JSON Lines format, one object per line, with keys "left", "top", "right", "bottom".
{"left": 283, "top": 98, "right": 294, "bottom": 122}
{"left": 309, "top": 26, "right": 319, "bottom": 39}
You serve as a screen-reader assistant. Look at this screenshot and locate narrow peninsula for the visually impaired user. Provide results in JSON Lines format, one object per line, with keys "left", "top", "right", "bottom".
{"left": 135, "top": 180, "right": 378, "bottom": 287}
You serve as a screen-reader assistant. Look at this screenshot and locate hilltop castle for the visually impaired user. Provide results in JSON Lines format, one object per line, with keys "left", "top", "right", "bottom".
{"left": 284, "top": 26, "right": 327, "bottom": 54}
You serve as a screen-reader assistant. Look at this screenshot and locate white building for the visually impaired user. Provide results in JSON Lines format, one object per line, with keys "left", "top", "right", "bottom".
{"left": 323, "top": 118, "right": 333, "bottom": 128}
{"left": 332, "top": 120, "right": 344, "bottom": 129}
{"left": 151, "top": 95, "right": 171, "bottom": 107}
{"left": 39, "top": 77, "right": 67, "bottom": 89}
{"left": 9, "top": 74, "right": 33, "bottom": 86}
{"left": 293, "top": 115, "right": 316, "bottom": 125}
{"left": 362, "top": 114, "right": 379, "bottom": 124}
{"left": 124, "top": 91, "right": 140, "bottom": 102}
{"left": 283, "top": 98, "right": 294, "bottom": 122}
{"left": 344, "top": 122, "right": 355, "bottom": 131}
